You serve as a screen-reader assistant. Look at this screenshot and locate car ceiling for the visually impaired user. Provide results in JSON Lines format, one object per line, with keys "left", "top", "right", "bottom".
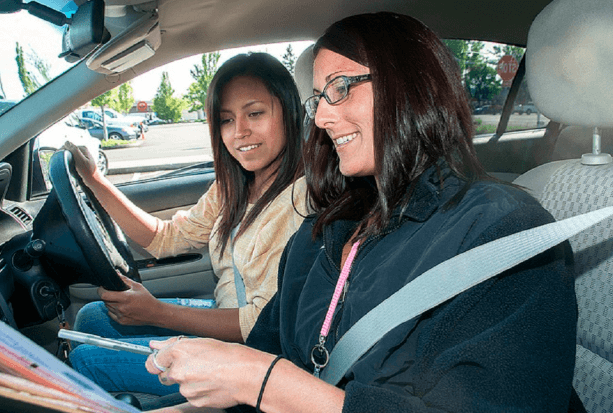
{"left": 42, "top": 0, "right": 553, "bottom": 75}
{"left": 128, "top": 0, "right": 552, "bottom": 76}
{"left": 0, "top": 0, "right": 553, "bottom": 163}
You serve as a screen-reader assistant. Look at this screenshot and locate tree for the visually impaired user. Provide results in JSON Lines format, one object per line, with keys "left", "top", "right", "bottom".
{"left": 116, "top": 82, "right": 135, "bottom": 114}
{"left": 15, "top": 43, "right": 52, "bottom": 98}
{"left": 91, "top": 90, "right": 118, "bottom": 140}
{"left": 282, "top": 44, "right": 296, "bottom": 75}
{"left": 443, "top": 39, "right": 470, "bottom": 77}
{"left": 184, "top": 52, "right": 220, "bottom": 117}
{"left": 15, "top": 43, "right": 38, "bottom": 96}
{"left": 153, "top": 71, "right": 187, "bottom": 123}
{"left": 465, "top": 63, "right": 501, "bottom": 103}
{"left": 27, "top": 48, "right": 51, "bottom": 85}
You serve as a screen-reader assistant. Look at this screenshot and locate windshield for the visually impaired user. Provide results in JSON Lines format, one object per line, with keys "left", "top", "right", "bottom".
{"left": 0, "top": 1, "right": 77, "bottom": 110}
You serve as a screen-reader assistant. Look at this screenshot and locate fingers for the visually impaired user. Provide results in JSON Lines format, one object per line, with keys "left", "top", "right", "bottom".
{"left": 146, "top": 337, "right": 189, "bottom": 379}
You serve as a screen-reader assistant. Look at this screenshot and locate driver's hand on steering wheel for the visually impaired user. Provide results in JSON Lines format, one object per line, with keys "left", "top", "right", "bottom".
{"left": 62, "top": 141, "right": 98, "bottom": 184}
{"left": 98, "top": 275, "right": 164, "bottom": 326}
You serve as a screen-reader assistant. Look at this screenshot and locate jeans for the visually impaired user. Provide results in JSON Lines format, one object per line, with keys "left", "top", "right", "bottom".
{"left": 69, "top": 298, "right": 215, "bottom": 396}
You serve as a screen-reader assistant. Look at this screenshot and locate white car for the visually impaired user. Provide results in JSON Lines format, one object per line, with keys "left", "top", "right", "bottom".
{"left": 35, "top": 114, "right": 109, "bottom": 176}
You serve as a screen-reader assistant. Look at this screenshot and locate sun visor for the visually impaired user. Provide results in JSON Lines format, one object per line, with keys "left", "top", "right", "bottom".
{"left": 526, "top": 0, "right": 613, "bottom": 128}
{"left": 86, "top": 11, "right": 161, "bottom": 74}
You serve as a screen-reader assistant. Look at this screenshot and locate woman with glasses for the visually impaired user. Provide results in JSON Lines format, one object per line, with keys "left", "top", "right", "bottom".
{"left": 145, "top": 12, "right": 580, "bottom": 413}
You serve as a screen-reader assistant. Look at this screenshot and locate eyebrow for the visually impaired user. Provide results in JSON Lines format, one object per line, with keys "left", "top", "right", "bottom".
{"left": 220, "top": 100, "right": 264, "bottom": 113}
{"left": 313, "top": 70, "right": 344, "bottom": 94}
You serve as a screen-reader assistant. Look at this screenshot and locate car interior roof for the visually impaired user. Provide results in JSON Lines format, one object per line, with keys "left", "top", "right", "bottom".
{"left": 126, "top": 0, "right": 549, "bottom": 77}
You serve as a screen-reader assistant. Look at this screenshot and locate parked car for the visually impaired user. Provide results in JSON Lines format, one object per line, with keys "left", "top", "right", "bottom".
{"left": 104, "top": 108, "right": 148, "bottom": 132}
{"left": 78, "top": 109, "right": 144, "bottom": 131}
{"left": 473, "top": 104, "right": 502, "bottom": 115}
{"left": 513, "top": 103, "right": 539, "bottom": 115}
{"left": 124, "top": 112, "right": 166, "bottom": 126}
{"left": 80, "top": 118, "right": 139, "bottom": 141}
{"left": 36, "top": 114, "right": 109, "bottom": 176}
{"left": 0, "top": 101, "right": 108, "bottom": 175}
{"left": 0, "top": 0, "right": 612, "bottom": 411}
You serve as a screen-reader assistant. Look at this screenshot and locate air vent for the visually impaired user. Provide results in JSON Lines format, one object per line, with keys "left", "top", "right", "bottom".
{"left": 8, "top": 205, "right": 33, "bottom": 227}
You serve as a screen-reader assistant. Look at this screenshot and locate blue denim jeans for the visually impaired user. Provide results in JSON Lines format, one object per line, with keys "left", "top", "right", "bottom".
{"left": 69, "top": 298, "right": 215, "bottom": 396}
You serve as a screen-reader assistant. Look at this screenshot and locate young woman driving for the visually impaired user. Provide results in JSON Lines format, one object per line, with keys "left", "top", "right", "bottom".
{"left": 65, "top": 52, "right": 309, "bottom": 396}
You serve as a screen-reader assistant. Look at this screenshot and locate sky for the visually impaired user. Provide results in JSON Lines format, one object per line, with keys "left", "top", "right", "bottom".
{"left": 0, "top": 11, "right": 313, "bottom": 103}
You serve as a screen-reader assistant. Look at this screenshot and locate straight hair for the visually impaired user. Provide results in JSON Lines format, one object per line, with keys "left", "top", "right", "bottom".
{"left": 206, "top": 53, "right": 304, "bottom": 255}
{"left": 305, "top": 12, "right": 487, "bottom": 240}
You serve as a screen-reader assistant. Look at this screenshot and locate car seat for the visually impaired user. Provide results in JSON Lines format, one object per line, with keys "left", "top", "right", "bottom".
{"left": 513, "top": 0, "right": 613, "bottom": 411}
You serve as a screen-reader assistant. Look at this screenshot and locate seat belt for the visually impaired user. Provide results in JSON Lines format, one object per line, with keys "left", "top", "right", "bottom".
{"left": 320, "top": 205, "right": 613, "bottom": 385}
{"left": 231, "top": 224, "right": 247, "bottom": 308}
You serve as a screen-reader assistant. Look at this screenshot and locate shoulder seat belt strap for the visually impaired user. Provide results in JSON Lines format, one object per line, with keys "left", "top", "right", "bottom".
{"left": 321, "top": 206, "right": 613, "bottom": 385}
{"left": 231, "top": 224, "right": 247, "bottom": 308}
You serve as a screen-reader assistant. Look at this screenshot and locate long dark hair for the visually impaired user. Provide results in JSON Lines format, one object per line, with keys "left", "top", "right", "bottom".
{"left": 206, "top": 53, "right": 304, "bottom": 254}
{"left": 305, "top": 12, "right": 487, "bottom": 240}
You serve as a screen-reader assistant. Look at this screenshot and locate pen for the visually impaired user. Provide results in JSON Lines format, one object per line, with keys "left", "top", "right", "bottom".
{"left": 58, "top": 329, "right": 154, "bottom": 356}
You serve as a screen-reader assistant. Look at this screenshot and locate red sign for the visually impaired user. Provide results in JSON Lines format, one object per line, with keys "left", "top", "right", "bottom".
{"left": 496, "top": 55, "right": 519, "bottom": 82}
{"left": 137, "top": 101, "right": 148, "bottom": 112}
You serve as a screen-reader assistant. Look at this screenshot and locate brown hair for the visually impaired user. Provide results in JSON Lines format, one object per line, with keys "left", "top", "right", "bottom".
{"left": 305, "top": 12, "right": 486, "bottom": 239}
{"left": 206, "top": 53, "right": 304, "bottom": 254}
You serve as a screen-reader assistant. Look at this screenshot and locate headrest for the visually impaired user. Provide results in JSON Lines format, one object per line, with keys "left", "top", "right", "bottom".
{"left": 526, "top": 0, "right": 613, "bottom": 128}
{"left": 294, "top": 44, "right": 314, "bottom": 104}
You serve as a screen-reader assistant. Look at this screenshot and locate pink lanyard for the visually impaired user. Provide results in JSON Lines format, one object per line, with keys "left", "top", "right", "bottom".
{"left": 311, "top": 240, "right": 361, "bottom": 377}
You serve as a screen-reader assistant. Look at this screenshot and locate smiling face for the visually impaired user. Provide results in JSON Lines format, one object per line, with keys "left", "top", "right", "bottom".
{"left": 313, "top": 48, "right": 375, "bottom": 177}
{"left": 220, "top": 76, "right": 287, "bottom": 187}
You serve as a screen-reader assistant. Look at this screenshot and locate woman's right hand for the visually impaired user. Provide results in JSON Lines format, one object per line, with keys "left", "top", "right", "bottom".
{"left": 62, "top": 140, "right": 98, "bottom": 183}
{"left": 146, "top": 337, "right": 271, "bottom": 409}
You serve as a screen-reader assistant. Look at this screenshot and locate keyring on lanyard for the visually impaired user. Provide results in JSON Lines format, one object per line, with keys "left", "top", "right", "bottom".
{"left": 312, "top": 240, "right": 360, "bottom": 378}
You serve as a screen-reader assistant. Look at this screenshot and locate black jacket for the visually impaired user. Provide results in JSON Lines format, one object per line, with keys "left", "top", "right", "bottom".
{"left": 244, "top": 166, "right": 579, "bottom": 412}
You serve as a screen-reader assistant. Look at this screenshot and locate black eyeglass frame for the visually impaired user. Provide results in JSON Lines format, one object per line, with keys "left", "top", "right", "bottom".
{"left": 305, "top": 74, "right": 372, "bottom": 119}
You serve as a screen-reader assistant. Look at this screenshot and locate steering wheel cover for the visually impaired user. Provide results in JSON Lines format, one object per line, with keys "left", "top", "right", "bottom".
{"left": 47, "top": 150, "right": 140, "bottom": 291}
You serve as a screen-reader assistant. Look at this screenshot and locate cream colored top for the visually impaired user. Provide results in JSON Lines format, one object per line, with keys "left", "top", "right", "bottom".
{"left": 145, "top": 176, "right": 308, "bottom": 340}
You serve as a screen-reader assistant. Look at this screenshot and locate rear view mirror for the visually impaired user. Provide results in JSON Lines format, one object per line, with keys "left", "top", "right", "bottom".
{"left": 60, "top": 0, "right": 110, "bottom": 63}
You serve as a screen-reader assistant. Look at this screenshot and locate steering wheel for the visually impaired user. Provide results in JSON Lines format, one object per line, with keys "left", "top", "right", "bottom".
{"left": 35, "top": 150, "right": 141, "bottom": 291}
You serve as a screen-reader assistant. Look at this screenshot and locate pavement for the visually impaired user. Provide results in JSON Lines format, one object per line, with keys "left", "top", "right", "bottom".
{"left": 103, "top": 140, "right": 213, "bottom": 175}
{"left": 108, "top": 154, "right": 213, "bottom": 175}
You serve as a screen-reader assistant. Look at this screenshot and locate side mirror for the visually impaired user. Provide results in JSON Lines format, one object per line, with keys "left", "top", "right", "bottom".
{"left": 32, "top": 147, "right": 55, "bottom": 196}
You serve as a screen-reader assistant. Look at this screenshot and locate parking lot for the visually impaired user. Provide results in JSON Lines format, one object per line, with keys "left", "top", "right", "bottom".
{"left": 105, "top": 122, "right": 213, "bottom": 184}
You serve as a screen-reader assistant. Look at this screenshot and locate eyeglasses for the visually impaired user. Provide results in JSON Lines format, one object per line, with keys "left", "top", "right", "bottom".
{"left": 304, "top": 74, "right": 372, "bottom": 119}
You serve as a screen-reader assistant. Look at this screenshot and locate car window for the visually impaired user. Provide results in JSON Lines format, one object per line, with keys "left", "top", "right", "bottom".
{"left": 443, "top": 40, "right": 549, "bottom": 136}
{"left": 93, "top": 41, "right": 313, "bottom": 186}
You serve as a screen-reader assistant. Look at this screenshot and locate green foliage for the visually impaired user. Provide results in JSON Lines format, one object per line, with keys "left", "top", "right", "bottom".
{"left": 184, "top": 52, "right": 220, "bottom": 114}
{"left": 101, "top": 138, "right": 133, "bottom": 148}
{"left": 15, "top": 43, "right": 39, "bottom": 96}
{"left": 91, "top": 90, "right": 118, "bottom": 140}
{"left": 92, "top": 89, "right": 118, "bottom": 108}
{"left": 282, "top": 44, "right": 296, "bottom": 75}
{"left": 153, "top": 71, "right": 187, "bottom": 122}
{"left": 14, "top": 43, "right": 52, "bottom": 97}
{"left": 466, "top": 63, "right": 501, "bottom": 102}
{"left": 444, "top": 39, "right": 505, "bottom": 104}
{"left": 116, "top": 82, "right": 135, "bottom": 114}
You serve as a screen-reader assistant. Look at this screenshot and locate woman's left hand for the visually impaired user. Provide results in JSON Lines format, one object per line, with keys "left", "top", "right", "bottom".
{"left": 145, "top": 337, "right": 272, "bottom": 409}
{"left": 99, "top": 275, "right": 162, "bottom": 326}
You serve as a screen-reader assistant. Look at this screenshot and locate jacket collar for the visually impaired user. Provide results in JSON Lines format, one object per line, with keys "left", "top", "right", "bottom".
{"left": 322, "top": 161, "right": 461, "bottom": 263}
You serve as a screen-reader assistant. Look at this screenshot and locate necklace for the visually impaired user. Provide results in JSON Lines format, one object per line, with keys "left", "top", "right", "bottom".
{"left": 311, "top": 240, "right": 361, "bottom": 378}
